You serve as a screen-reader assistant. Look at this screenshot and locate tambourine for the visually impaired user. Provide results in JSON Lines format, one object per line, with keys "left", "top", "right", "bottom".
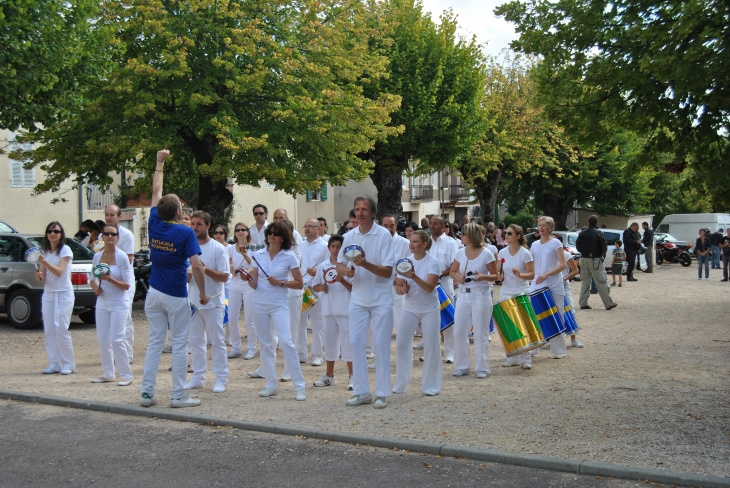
{"left": 343, "top": 245, "right": 363, "bottom": 261}
{"left": 92, "top": 263, "right": 111, "bottom": 279}
{"left": 237, "top": 266, "right": 253, "bottom": 282}
{"left": 25, "top": 248, "right": 42, "bottom": 264}
{"left": 91, "top": 240, "right": 105, "bottom": 252}
{"left": 396, "top": 258, "right": 414, "bottom": 275}
{"left": 324, "top": 267, "right": 338, "bottom": 284}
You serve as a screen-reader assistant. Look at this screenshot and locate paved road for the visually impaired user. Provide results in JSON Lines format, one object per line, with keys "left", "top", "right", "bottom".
{"left": 0, "top": 401, "right": 639, "bottom": 488}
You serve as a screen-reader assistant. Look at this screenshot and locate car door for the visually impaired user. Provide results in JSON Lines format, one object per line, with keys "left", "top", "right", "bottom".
{"left": 0, "top": 236, "right": 20, "bottom": 307}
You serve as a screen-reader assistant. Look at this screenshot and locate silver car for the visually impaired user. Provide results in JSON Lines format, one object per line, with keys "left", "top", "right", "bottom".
{"left": 0, "top": 233, "right": 96, "bottom": 329}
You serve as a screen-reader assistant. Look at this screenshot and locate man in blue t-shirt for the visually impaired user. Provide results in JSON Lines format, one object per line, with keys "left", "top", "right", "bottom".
{"left": 140, "top": 149, "right": 209, "bottom": 409}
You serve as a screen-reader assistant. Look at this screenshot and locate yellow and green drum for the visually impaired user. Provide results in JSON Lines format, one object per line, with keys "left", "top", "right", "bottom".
{"left": 492, "top": 294, "right": 546, "bottom": 357}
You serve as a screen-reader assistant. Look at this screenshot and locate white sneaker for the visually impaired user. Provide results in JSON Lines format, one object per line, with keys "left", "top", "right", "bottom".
{"left": 118, "top": 379, "right": 133, "bottom": 386}
{"left": 453, "top": 369, "right": 470, "bottom": 377}
{"left": 212, "top": 381, "right": 226, "bottom": 393}
{"left": 41, "top": 366, "right": 59, "bottom": 374}
{"left": 553, "top": 353, "right": 566, "bottom": 359}
{"left": 183, "top": 380, "right": 204, "bottom": 390}
{"left": 60, "top": 368, "right": 73, "bottom": 375}
{"left": 367, "top": 360, "right": 376, "bottom": 370}
{"left": 295, "top": 390, "right": 307, "bottom": 401}
{"left": 347, "top": 375, "right": 353, "bottom": 391}
{"left": 476, "top": 371, "right": 490, "bottom": 379}
{"left": 444, "top": 355, "right": 454, "bottom": 364}
{"left": 346, "top": 393, "right": 372, "bottom": 406}
{"left": 227, "top": 351, "right": 242, "bottom": 358}
{"left": 91, "top": 377, "right": 114, "bottom": 383}
{"left": 412, "top": 342, "right": 424, "bottom": 350}
{"left": 366, "top": 351, "right": 375, "bottom": 359}
{"left": 373, "top": 396, "right": 387, "bottom": 409}
{"left": 521, "top": 362, "right": 532, "bottom": 370}
{"left": 312, "top": 356, "right": 324, "bottom": 366}
{"left": 247, "top": 370, "right": 264, "bottom": 378}
{"left": 259, "top": 388, "right": 278, "bottom": 397}
{"left": 502, "top": 357, "right": 520, "bottom": 367}
{"left": 140, "top": 393, "right": 157, "bottom": 407}
{"left": 280, "top": 373, "right": 292, "bottom": 382}
{"left": 571, "top": 340, "right": 584, "bottom": 348}
{"left": 243, "top": 351, "right": 257, "bottom": 360}
{"left": 313, "top": 374, "right": 335, "bottom": 387}
{"left": 170, "top": 395, "right": 201, "bottom": 408}
{"left": 162, "top": 344, "right": 172, "bottom": 353}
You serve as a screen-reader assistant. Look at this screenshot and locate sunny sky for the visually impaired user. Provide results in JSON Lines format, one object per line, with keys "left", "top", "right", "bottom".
{"left": 419, "top": 0, "right": 519, "bottom": 58}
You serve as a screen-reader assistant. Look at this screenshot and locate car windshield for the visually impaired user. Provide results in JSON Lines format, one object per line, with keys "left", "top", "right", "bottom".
{"left": 26, "top": 237, "right": 94, "bottom": 262}
{"left": 0, "top": 221, "right": 16, "bottom": 233}
{"left": 566, "top": 234, "right": 577, "bottom": 246}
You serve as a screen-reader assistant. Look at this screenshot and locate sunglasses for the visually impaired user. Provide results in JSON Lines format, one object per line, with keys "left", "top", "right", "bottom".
{"left": 505, "top": 231, "right": 515, "bottom": 236}
{"left": 253, "top": 212, "right": 265, "bottom": 216}
{"left": 236, "top": 228, "right": 248, "bottom": 232}
{"left": 213, "top": 231, "right": 226, "bottom": 235}
{"left": 102, "top": 232, "right": 118, "bottom": 237}
{"left": 269, "top": 232, "right": 281, "bottom": 238}
{"left": 46, "top": 229, "right": 62, "bottom": 234}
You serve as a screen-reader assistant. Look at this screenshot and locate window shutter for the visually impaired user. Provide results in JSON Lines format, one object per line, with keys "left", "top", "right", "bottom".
{"left": 321, "top": 184, "right": 328, "bottom": 202}
{"left": 11, "top": 161, "right": 23, "bottom": 188}
{"left": 306, "top": 190, "right": 312, "bottom": 202}
{"left": 23, "top": 165, "right": 34, "bottom": 187}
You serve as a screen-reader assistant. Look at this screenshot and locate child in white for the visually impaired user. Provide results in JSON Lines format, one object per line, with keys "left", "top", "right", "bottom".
{"left": 393, "top": 231, "right": 443, "bottom": 395}
{"left": 37, "top": 222, "right": 76, "bottom": 375}
{"left": 311, "top": 235, "right": 353, "bottom": 388}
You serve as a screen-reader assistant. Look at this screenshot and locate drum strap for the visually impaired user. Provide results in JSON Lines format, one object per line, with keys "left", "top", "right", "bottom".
{"left": 535, "top": 306, "right": 558, "bottom": 321}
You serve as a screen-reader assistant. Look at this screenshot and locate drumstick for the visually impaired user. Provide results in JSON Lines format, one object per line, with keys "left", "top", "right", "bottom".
{"left": 251, "top": 255, "right": 268, "bottom": 277}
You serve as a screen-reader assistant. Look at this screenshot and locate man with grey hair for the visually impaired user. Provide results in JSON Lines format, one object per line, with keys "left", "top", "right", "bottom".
{"left": 337, "top": 196, "right": 394, "bottom": 409}
{"left": 299, "top": 218, "right": 329, "bottom": 366}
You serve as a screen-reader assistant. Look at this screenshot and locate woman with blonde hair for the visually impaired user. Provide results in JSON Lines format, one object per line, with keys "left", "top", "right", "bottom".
{"left": 227, "top": 222, "right": 257, "bottom": 359}
{"left": 529, "top": 216, "right": 567, "bottom": 359}
{"left": 449, "top": 223, "right": 498, "bottom": 378}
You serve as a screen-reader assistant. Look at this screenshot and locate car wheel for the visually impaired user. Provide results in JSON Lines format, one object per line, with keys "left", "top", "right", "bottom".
{"left": 7, "top": 289, "right": 42, "bottom": 330}
{"left": 79, "top": 309, "right": 96, "bottom": 325}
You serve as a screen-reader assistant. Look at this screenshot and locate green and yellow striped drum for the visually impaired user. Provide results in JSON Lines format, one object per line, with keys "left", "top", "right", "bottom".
{"left": 492, "top": 294, "right": 546, "bottom": 357}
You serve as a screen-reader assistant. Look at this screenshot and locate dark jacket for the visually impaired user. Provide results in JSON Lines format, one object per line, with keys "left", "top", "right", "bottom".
{"left": 709, "top": 231, "right": 723, "bottom": 246}
{"left": 623, "top": 228, "right": 641, "bottom": 251}
{"left": 695, "top": 236, "right": 711, "bottom": 254}
{"left": 576, "top": 226, "right": 607, "bottom": 258}
{"left": 641, "top": 227, "right": 654, "bottom": 247}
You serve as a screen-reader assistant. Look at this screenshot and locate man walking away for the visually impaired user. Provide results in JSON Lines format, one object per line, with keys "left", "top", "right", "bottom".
{"left": 575, "top": 215, "right": 617, "bottom": 310}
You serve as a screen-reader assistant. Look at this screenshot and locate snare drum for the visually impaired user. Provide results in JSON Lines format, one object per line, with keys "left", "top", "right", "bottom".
{"left": 562, "top": 296, "right": 580, "bottom": 335}
{"left": 324, "top": 267, "right": 338, "bottom": 284}
{"left": 437, "top": 285, "right": 455, "bottom": 331}
{"left": 396, "top": 258, "right": 414, "bottom": 275}
{"left": 492, "top": 294, "right": 546, "bottom": 357}
{"left": 529, "top": 287, "right": 565, "bottom": 340}
{"left": 301, "top": 285, "right": 318, "bottom": 313}
{"left": 343, "top": 245, "right": 364, "bottom": 261}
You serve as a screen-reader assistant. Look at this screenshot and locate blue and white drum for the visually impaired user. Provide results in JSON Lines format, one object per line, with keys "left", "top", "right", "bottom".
{"left": 395, "top": 258, "right": 414, "bottom": 275}
{"left": 343, "top": 245, "right": 364, "bottom": 261}
{"left": 562, "top": 296, "right": 580, "bottom": 335}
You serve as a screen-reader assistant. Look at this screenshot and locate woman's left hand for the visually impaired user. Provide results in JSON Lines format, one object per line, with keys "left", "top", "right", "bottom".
{"left": 535, "top": 273, "right": 548, "bottom": 285}
{"left": 267, "top": 275, "right": 281, "bottom": 286}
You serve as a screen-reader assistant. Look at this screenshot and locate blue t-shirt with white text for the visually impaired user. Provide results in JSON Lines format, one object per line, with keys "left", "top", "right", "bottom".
{"left": 148, "top": 206, "right": 201, "bottom": 297}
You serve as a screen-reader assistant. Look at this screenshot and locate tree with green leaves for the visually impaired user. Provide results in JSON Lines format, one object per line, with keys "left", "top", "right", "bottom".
{"left": 495, "top": 0, "right": 730, "bottom": 206}
{"left": 359, "top": 0, "right": 486, "bottom": 217}
{"left": 0, "top": 0, "right": 109, "bottom": 132}
{"left": 19, "top": 0, "right": 400, "bottom": 224}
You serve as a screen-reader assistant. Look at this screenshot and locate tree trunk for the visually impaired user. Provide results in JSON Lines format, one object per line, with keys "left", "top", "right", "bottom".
{"left": 540, "top": 194, "right": 571, "bottom": 231}
{"left": 472, "top": 168, "right": 502, "bottom": 224}
{"left": 370, "top": 157, "right": 405, "bottom": 220}
{"left": 185, "top": 133, "right": 233, "bottom": 229}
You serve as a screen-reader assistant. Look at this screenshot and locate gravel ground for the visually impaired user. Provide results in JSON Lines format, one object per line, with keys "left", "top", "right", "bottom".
{"left": 1, "top": 264, "right": 728, "bottom": 478}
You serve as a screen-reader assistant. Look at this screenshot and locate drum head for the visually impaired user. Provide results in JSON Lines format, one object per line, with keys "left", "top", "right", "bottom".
{"left": 344, "top": 245, "right": 363, "bottom": 261}
{"left": 25, "top": 247, "right": 41, "bottom": 263}
{"left": 91, "top": 240, "right": 105, "bottom": 252}
{"left": 324, "top": 267, "right": 338, "bottom": 284}
{"left": 396, "top": 258, "right": 414, "bottom": 275}
{"left": 92, "top": 263, "right": 110, "bottom": 278}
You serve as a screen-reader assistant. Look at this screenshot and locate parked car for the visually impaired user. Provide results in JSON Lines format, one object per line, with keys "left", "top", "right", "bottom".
{"left": 0, "top": 220, "right": 19, "bottom": 233}
{"left": 0, "top": 233, "right": 96, "bottom": 329}
{"left": 599, "top": 228, "right": 647, "bottom": 274}
{"left": 552, "top": 231, "right": 582, "bottom": 281}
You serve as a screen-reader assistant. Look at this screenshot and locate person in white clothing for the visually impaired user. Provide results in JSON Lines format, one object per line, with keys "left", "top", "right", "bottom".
{"left": 428, "top": 216, "right": 457, "bottom": 362}
{"left": 90, "top": 224, "right": 134, "bottom": 385}
{"left": 381, "top": 214, "right": 410, "bottom": 335}
{"left": 248, "top": 221, "right": 307, "bottom": 401}
{"left": 337, "top": 196, "right": 394, "bottom": 409}
{"left": 529, "top": 216, "right": 568, "bottom": 359}
{"left": 317, "top": 217, "right": 331, "bottom": 242}
{"left": 37, "top": 222, "right": 76, "bottom": 375}
{"left": 311, "top": 235, "right": 354, "bottom": 389}
{"left": 184, "top": 211, "right": 230, "bottom": 393}
{"left": 227, "top": 223, "right": 257, "bottom": 359}
{"left": 298, "top": 218, "right": 329, "bottom": 365}
{"left": 393, "top": 230, "right": 443, "bottom": 396}
{"left": 497, "top": 224, "right": 536, "bottom": 370}
{"left": 554, "top": 235, "right": 582, "bottom": 348}
{"left": 250, "top": 204, "right": 269, "bottom": 245}
{"left": 275, "top": 218, "right": 303, "bottom": 381}
{"left": 104, "top": 205, "right": 135, "bottom": 363}
{"left": 212, "top": 224, "right": 233, "bottom": 346}
{"left": 450, "top": 223, "right": 498, "bottom": 378}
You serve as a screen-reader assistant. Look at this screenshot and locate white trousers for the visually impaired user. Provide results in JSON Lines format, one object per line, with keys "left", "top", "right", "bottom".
{"left": 96, "top": 299, "right": 132, "bottom": 380}
{"left": 253, "top": 300, "right": 305, "bottom": 392}
{"left": 394, "top": 308, "right": 442, "bottom": 395}
{"left": 349, "top": 302, "right": 394, "bottom": 397}
{"left": 228, "top": 286, "right": 256, "bottom": 355}
{"left": 141, "top": 287, "right": 191, "bottom": 399}
{"left": 564, "top": 282, "right": 577, "bottom": 337}
{"left": 189, "top": 307, "right": 228, "bottom": 385}
{"left": 323, "top": 315, "right": 351, "bottom": 362}
{"left": 548, "top": 293, "right": 567, "bottom": 356}
{"left": 42, "top": 290, "right": 75, "bottom": 371}
{"left": 298, "top": 298, "right": 323, "bottom": 360}
{"left": 453, "top": 287, "right": 492, "bottom": 373}
{"left": 124, "top": 289, "right": 135, "bottom": 359}
{"left": 393, "top": 296, "right": 404, "bottom": 334}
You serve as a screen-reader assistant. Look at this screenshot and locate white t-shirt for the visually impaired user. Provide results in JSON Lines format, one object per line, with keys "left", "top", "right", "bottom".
{"left": 529, "top": 237, "right": 565, "bottom": 297}
{"left": 188, "top": 239, "right": 228, "bottom": 309}
{"left": 401, "top": 253, "right": 440, "bottom": 313}
{"left": 498, "top": 246, "right": 533, "bottom": 298}
{"left": 563, "top": 250, "right": 574, "bottom": 294}
{"left": 43, "top": 245, "right": 73, "bottom": 292}
{"left": 300, "top": 237, "right": 329, "bottom": 286}
{"left": 337, "top": 222, "right": 394, "bottom": 307}
{"left": 227, "top": 245, "right": 254, "bottom": 293}
{"left": 311, "top": 258, "right": 352, "bottom": 316}
{"left": 454, "top": 247, "right": 495, "bottom": 292}
{"left": 249, "top": 221, "right": 268, "bottom": 245}
{"left": 430, "top": 233, "right": 458, "bottom": 294}
{"left": 391, "top": 232, "right": 411, "bottom": 297}
{"left": 92, "top": 247, "right": 134, "bottom": 304}
{"left": 117, "top": 225, "right": 135, "bottom": 256}
{"left": 251, "top": 248, "right": 300, "bottom": 301}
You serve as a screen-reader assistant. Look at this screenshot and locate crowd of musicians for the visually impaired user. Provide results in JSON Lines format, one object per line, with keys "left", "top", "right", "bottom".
{"left": 36, "top": 150, "right": 589, "bottom": 409}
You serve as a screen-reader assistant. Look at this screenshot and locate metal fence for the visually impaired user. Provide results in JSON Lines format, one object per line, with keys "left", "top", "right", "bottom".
{"left": 411, "top": 185, "right": 434, "bottom": 201}
{"left": 86, "top": 185, "right": 115, "bottom": 211}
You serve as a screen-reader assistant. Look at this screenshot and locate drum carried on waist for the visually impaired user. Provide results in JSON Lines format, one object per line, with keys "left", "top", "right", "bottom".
{"left": 562, "top": 296, "right": 580, "bottom": 335}
{"left": 529, "top": 287, "right": 565, "bottom": 340}
{"left": 492, "top": 294, "right": 545, "bottom": 357}
{"left": 301, "top": 285, "right": 318, "bottom": 313}
{"left": 437, "top": 284, "right": 455, "bottom": 331}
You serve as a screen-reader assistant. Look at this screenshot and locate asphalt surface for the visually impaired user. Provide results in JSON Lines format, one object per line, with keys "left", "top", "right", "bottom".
{"left": 0, "top": 400, "right": 640, "bottom": 488}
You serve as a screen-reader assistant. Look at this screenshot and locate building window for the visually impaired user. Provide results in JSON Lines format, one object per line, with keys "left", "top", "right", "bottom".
{"left": 8, "top": 133, "right": 34, "bottom": 188}
{"left": 86, "top": 184, "right": 115, "bottom": 210}
{"left": 402, "top": 171, "right": 409, "bottom": 189}
{"left": 306, "top": 185, "right": 328, "bottom": 202}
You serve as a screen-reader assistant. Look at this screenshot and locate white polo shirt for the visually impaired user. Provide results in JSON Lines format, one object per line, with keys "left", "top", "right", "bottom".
{"left": 430, "top": 233, "right": 458, "bottom": 295}
{"left": 249, "top": 221, "right": 268, "bottom": 245}
{"left": 188, "top": 239, "right": 228, "bottom": 309}
{"left": 337, "top": 222, "right": 394, "bottom": 307}
{"left": 117, "top": 225, "right": 135, "bottom": 257}
{"left": 252, "top": 248, "right": 300, "bottom": 301}
{"left": 300, "top": 236, "right": 329, "bottom": 286}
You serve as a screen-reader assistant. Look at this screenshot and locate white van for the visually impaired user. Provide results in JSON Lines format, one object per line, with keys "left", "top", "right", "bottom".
{"left": 656, "top": 214, "right": 730, "bottom": 250}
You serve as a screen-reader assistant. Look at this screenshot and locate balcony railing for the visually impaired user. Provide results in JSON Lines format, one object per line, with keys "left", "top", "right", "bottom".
{"left": 449, "top": 185, "right": 469, "bottom": 201}
{"left": 86, "top": 185, "right": 115, "bottom": 211}
{"left": 410, "top": 185, "right": 433, "bottom": 201}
